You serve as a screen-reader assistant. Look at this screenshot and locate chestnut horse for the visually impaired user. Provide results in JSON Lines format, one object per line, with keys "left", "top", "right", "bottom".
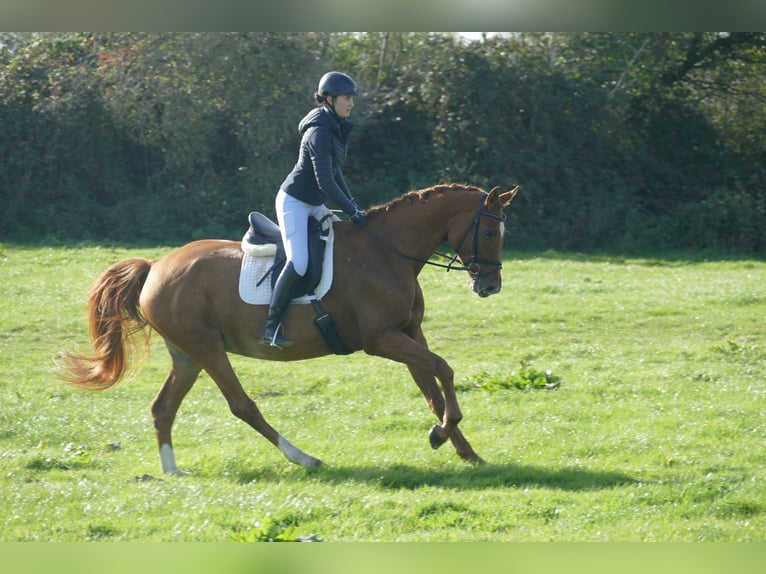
{"left": 60, "top": 183, "right": 518, "bottom": 474}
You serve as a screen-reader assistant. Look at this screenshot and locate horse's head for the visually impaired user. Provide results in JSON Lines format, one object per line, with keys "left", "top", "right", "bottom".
{"left": 450, "top": 185, "right": 519, "bottom": 298}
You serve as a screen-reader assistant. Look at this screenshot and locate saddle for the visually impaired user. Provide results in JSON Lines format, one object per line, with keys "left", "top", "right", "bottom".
{"left": 242, "top": 210, "right": 334, "bottom": 298}
{"left": 240, "top": 209, "right": 351, "bottom": 355}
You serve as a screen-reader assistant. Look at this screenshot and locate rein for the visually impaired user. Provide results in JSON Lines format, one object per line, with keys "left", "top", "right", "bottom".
{"left": 361, "top": 196, "right": 505, "bottom": 279}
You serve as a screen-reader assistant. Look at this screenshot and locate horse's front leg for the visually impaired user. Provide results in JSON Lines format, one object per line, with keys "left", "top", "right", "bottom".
{"left": 408, "top": 362, "right": 485, "bottom": 463}
{"left": 366, "top": 328, "right": 463, "bottom": 450}
{"left": 404, "top": 329, "right": 485, "bottom": 463}
{"left": 425, "top": 356, "right": 462, "bottom": 449}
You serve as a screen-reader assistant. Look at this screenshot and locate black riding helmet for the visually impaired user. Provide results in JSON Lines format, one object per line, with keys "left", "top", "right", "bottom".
{"left": 317, "top": 72, "right": 359, "bottom": 119}
{"left": 317, "top": 71, "right": 360, "bottom": 99}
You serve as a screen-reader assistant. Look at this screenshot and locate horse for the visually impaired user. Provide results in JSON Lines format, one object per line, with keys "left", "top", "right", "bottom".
{"left": 59, "top": 183, "right": 519, "bottom": 474}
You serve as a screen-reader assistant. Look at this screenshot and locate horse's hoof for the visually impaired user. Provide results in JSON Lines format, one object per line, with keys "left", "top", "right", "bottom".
{"left": 456, "top": 450, "right": 486, "bottom": 465}
{"left": 162, "top": 468, "right": 190, "bottom": 477}
{"left": 429, "top": 424, "right": 448, "bottom": 450}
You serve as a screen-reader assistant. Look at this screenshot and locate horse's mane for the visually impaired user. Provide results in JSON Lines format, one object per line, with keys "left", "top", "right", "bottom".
{"left": 366, "top": 183, "right": 485, "bottom": 218}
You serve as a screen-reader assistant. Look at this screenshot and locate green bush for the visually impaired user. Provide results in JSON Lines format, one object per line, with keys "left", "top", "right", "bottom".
{"left": 1, "top": 33, "right": 765, "bottom": 254}
{"left": 464, "top": 360, "right": 562, "bottom": 392}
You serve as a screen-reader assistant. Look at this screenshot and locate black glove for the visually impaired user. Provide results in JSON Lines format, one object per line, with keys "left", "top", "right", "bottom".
{"left": 350, "top": 210, "right": 367, "bottom": 228}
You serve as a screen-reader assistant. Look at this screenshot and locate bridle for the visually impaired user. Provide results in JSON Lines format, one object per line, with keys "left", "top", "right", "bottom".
{"left": 361, "top": 195, "right": 505, "bottom": 280}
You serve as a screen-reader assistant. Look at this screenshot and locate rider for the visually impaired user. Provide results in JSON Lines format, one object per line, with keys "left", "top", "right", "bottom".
{"left": 261, "top": 71, "right": 367, "bottom": 349}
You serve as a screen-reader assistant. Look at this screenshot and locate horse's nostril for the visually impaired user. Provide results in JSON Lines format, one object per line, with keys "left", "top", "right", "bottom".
{"left": 479, "top": 284, "right": 499, "bottom": 297}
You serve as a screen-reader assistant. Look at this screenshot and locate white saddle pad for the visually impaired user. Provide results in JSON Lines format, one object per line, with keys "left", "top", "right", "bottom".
{"left": 238, "top": 216, "right": 335, "bottom": 305}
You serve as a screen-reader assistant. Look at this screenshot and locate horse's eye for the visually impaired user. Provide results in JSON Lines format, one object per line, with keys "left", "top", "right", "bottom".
{"left": 483, "top": 229, "right": 495, "bottom": 239}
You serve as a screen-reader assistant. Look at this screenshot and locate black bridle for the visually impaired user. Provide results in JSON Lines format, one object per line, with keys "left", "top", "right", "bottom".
{"left": 361, "top": 196, "right": 505, "bottom": 279}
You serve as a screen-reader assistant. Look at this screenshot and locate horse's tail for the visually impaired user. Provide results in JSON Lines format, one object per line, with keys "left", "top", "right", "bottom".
{"left": 58, "top": 258, "right": 152, "bottom": 391}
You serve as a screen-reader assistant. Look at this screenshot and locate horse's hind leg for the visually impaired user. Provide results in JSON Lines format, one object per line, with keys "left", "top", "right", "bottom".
{"left": 151, "top": 342, "right": 201, "bottom": 474}
{"left": 200, "top": 347, "right": 323, "bottom": 468}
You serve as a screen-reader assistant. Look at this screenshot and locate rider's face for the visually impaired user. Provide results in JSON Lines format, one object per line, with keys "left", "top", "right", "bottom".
{"left": 328, "top": 95, "right": 354, "bottom": 119}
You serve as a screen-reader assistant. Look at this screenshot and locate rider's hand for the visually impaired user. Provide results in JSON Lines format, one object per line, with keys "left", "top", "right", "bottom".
{"left": 350, "top": 210, "right": 367, "bottom": 228}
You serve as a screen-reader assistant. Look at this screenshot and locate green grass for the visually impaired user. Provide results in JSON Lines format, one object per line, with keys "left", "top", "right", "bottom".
{"left": 0, "top": 244, "right": 764, "bottom": 541}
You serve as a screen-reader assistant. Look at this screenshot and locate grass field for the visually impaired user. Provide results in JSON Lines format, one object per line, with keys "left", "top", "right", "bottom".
{"left": 0, "top": 243, "right": 764, "bottom": 542}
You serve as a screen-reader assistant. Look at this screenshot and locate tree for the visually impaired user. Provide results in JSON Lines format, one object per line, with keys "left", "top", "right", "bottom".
{"left": 1, "top": 32, "right": 764, "bottom": 252}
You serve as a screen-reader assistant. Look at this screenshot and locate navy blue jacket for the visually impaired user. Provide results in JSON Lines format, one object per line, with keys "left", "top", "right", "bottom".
{"left": 280, "top": 106, "right": 358, "bottom": 216}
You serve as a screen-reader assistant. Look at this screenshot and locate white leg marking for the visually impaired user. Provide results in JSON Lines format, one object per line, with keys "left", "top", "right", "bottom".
{"left": 159, "top": 443, "right": 182, "bottom": 475}
{"left": 278, "top": 435, "right": 321, "bottom": 468}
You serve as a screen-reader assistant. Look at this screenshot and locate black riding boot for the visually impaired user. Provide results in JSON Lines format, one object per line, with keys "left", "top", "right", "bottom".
{"left": 260, "top": 262, "right": 302, "bottom": 349}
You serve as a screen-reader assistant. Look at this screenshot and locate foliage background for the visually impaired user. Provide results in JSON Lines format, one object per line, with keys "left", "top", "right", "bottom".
{"left": 1, "top": 32, "right": 764, "bottom": 253}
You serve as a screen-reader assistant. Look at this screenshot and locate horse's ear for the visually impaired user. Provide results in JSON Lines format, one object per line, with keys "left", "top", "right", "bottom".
{"left": 500, "top": 186, "right": 520, "bottom": 207}
{"left": 485, "top": 186, "right": 501, "bottom": 207}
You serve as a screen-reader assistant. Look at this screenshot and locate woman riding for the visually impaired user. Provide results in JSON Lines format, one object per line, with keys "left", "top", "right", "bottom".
{"left": 261, "top": 71, "right": 367, "bottom": 349}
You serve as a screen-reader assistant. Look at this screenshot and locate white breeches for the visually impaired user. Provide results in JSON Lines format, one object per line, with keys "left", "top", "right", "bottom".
{"left": 276, "top": 189, "right": 327, "bottom": 277}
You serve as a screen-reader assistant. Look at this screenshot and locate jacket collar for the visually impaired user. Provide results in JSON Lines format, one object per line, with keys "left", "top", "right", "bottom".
{"left": 299, "top": 106, "right": 353, "bottom": 138}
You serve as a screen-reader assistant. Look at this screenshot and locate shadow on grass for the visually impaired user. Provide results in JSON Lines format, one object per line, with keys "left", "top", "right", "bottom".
{"left": 236, "top": 461, "right": 635, "bottom": 492}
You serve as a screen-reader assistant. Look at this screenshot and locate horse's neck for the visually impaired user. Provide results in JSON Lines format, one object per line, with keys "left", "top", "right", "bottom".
{"left": 371, "top": 192, "right": 476, "bottom": 261}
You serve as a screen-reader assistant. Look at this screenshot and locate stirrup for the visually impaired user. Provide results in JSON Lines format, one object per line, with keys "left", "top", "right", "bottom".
{"left": 261, "top": 324, "right": 293, "bottom": 349}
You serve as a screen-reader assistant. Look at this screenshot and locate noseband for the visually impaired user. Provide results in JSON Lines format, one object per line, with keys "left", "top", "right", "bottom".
{"left": 362, "top": 196, "right": 505, "bottom": 279}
